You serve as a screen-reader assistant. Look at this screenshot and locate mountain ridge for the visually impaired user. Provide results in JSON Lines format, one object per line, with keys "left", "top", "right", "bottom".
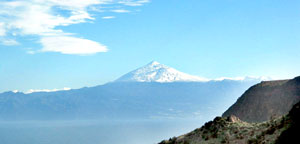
{"left": 159, "top": 77, "right": 300, "bottom": 144}
{"left": 0, "top": 81, "right": 259, "bottom": 120}
{"left": 159, "top": 101, "right": 300, "bottom": 144}
{"left": 222, "top": 76, "right": 300, "bottom": 123}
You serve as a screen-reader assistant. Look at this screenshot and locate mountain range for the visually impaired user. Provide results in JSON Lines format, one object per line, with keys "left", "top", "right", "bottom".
{"left": 0, "top": 61, "right": 264, "bottom": 120}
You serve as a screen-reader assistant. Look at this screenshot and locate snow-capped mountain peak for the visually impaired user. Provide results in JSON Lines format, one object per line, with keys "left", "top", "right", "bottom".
{"left": 115, "top": 61, "right": 209, "bottom": 82}
{"left": 148, "top": 60, "right": 160, "bottom": 66}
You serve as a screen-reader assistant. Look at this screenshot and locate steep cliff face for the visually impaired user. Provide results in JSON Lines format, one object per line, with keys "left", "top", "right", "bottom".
{"left": 222, "top": 76, "right": 300, "bottom": 123}
{"left": 159, "top": 101, "right": 300, "bottom": 144}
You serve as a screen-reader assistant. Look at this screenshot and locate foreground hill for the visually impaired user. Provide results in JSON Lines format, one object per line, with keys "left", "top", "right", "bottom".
{"left": 159, "top": 101, "right": 300, "bottom": 144}
{"left": 223, "top": 76, "right": 300, "bottom": 123}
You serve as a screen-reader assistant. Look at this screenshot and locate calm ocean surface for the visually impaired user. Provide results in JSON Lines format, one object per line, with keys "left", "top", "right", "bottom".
{"left": 0, "top": 119, "right": 204, "bottom": 144}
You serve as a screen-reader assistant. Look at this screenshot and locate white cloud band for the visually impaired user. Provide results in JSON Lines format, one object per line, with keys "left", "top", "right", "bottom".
{"left": 0, "top": 0, "right": 149, "bottom": 55}
{"left": 40, "top": 36, "right": 108, "bottom": 55}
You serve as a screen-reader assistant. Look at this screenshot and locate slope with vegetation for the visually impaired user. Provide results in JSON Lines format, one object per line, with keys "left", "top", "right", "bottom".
{"left": 159, "top": 76, "right": 300, "bottom": 144}
{"left": 159, "top": 101, "right": 300, "bottom": 144}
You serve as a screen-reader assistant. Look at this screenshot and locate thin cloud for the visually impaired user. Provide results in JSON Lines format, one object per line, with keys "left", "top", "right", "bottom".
{"left": 111, "top": 9, "right": 130, "bottom": 13}
{"left": 40, "top": 36, "right": 108, "bottom": 55}
{"left": 118, "top": 0, "right": 150, "bottom": 6}
{"left": 102, "top": 16, "right": 116, "bottom": 19}
{"left": 0, "top": 0, "right": 149, "bottom": 55}
{"left": 0, "top": 23, "right": 5, "bottom": 36}
{"left": 0, "top": 39, "right": 19, "bottom": 46}
{"left": 0, "top": 1, "right": 96, "bottom": 36}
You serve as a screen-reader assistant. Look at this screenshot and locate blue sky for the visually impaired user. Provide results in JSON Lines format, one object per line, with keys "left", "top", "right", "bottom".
{"left": 0, "top": 0, "right": 300, "bottom": 92}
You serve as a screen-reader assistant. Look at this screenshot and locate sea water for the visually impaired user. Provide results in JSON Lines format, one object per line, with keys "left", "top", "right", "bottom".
{"left": 0, "top": 119, "right": 204, "bottom": 144}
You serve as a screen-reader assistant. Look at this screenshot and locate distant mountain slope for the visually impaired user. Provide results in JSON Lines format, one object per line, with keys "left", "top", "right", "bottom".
{"left": 0, "top": 81, "right": 258, "bottom": 120}
{"left": 222, "top": 76, "right": 300, "bottom": 123}
{"left": 159, "top": 101, "right": 300, "bottom": 144}
{"left": 0, "top": 61, "right": 265, "bottom": 120}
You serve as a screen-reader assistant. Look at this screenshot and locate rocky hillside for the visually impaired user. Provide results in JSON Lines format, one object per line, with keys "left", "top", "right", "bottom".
{"left": 223, "top": 76, "right": 300, "bottom": 123}
{"left": 159, "top": 101, "right": 300, "bottom": 144}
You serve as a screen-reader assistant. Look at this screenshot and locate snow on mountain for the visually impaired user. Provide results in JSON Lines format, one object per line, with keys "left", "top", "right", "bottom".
{"left": 115, "top": 61, "right": 271, "bottom": 83}
{"left": 24, "top": 87, "right": 71, "bottom": 94}
{"left": 115, "top": 61, "right": 209, "bottom": 82}
{"left": 9, "top": 61, "right": 270, "bottom": 93}
{"left": 213, "top": 76, "right": 272, "bottom": 81}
